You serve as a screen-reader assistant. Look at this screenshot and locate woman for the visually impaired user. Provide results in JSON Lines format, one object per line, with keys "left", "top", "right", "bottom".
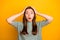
{"left": 7, "top": 6, "right": 53, "bottom": 40}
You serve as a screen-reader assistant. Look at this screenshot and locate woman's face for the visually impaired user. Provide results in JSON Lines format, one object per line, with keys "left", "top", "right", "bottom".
{"left": 25, "top": 9, "right": 34, "bottom": 22}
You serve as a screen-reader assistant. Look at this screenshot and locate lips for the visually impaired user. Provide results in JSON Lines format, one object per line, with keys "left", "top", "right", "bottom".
{"left": 28, "top": 18, "right": 31, "bottom": 19}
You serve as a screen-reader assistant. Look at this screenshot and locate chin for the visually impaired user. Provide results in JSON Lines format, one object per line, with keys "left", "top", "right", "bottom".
{"left": 27, "top": 20, "right": 32, "bottom": 22}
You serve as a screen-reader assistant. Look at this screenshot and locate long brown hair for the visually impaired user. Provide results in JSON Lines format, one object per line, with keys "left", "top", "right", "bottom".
{"left": 20, "top": 6, "right": 38, "bottom": 35}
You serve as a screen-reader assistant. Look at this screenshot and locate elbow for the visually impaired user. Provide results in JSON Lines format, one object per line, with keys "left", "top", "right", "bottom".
{"left": 50, "top": 17, "right": 53, "bottom": 22}
{"left": 6, "top": 18, "right": 10, "bottom": 23}
{"left": 6, "top": 18, "right": 12, "bottom": 23}
{"left": 48, "top": 17, "right": 54, "bottom": 23}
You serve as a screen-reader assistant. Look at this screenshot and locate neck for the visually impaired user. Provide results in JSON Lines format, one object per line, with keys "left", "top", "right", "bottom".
{"left": 28, "top": 21, "right": 32, "bottom": 22}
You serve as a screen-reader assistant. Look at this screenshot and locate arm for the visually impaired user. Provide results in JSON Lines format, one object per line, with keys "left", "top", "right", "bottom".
{"left": 32, "top": 6, "right": 53, "bottom": 23}
{"left": 6, "top": 6, "right": 28, "bottom": 28}
{"left": 33, "top": 7, "right": 53, "bottom": 27}
{"left": 32, "top": 7, "right": 53, "bottom": 28}
{"left": 36, "top": 13, "right": 53, "bottom": 28}
{"left": 33, "top": 7, "right": 53, "bottom": 23}
{"left": 36, "top": 12, "right": 53, "bottom": 28}
{"left": 6, "top": 10, "right": 24, "bottom": 28}
{"left": 7, "top": 12, "right": 24, "bottom": 24}
{"left": 36, "top": 13, "right": 53, "bottom": 23}
{"left": 6, "top": 6, "right": 28, "bottom": 24}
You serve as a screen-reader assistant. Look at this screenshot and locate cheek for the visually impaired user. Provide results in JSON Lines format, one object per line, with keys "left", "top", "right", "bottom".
{"left": 25, "top": 14, "right": 28, "bottom": 19}
{"left": 31, "top": 14, "right": 34, "bottom": 18}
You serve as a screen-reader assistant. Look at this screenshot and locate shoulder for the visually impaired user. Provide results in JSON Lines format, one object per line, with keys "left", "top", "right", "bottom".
{"left": 36, "top": 20, "right": 49, "bottom": 28}
{"left": 17, "top": 21, "right": 23, "bottom": 25}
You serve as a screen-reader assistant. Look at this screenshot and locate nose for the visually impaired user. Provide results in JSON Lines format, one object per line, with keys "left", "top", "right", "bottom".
{"left": 28, "top": 14, "right": 31, "bottom": 18}
{"left": 28, "top": 13, "right": 31, "bottom": 16}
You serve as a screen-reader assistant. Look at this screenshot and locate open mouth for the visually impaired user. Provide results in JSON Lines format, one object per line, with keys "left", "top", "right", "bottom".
{"left": 28, "top": 18, "right": 31, "bottom": 19}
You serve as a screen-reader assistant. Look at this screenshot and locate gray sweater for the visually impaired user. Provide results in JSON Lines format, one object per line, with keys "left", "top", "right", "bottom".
{"left": 11, "top": 20, "right": 49, "bottom": 40}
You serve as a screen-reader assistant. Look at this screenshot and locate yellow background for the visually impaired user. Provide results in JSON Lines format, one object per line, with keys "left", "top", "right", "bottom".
{"left": 0, "top": 0, "right": 60, "bottom": 40}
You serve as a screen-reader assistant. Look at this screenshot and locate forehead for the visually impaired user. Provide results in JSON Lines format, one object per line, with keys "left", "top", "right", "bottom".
{"left": 26, "top": 9, "right": 33, "bottom": 12}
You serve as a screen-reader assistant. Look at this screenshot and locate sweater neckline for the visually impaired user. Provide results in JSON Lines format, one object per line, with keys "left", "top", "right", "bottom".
{"left": 27, "top": 21, "right": 32, "bottom": 23}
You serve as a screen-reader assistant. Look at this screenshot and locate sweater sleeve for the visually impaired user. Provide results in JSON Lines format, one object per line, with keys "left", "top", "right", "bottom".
{"left": 10, "top": 21, "right": 23, "bottom": 29}
{"left": 37, "top": 20, "right": 49, "bottom": 28}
